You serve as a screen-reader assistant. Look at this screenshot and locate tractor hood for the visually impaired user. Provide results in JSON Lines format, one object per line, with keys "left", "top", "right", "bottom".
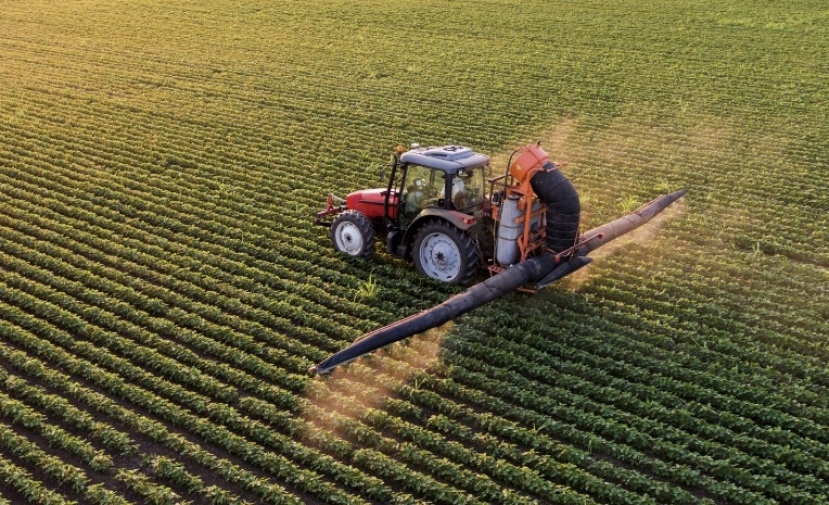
{"left": 347, "top": 188, "right": 397, "bottom": 219}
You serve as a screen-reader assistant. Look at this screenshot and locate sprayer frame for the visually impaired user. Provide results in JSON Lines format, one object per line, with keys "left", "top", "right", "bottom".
{"left": 317, "top": 142, "right": 578, "bottom": 286}
{"left": 486, "top": 145, "right": 550, "bottom": 276}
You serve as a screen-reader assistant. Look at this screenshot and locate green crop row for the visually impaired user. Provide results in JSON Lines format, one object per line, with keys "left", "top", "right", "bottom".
{"left": 0, "top": 313, "right": 358, "bottom": 504}
{"left": 0, "top": 346, "right": 303, "bottom": 504}
{"left": 446, "top": 334, "right": 827, "bottom": 502}
{"left": 446, "top": 349, "right": 797, "bottom": 503}
{"left": 590, "top": 275, "right": 829, "bottom": 370}
{"left": 0, "top": 288, "right": 485, "bottom": 505}
{"left": 0, "top": 390, "right": 114, "bottom": 473}
{"left": 610, "top": 253, "right": 827, "bottom": 336}
{"left": 493, "top": 292, "right": 828, "bottom": 413}
{"left": 523, "top": 284, "right": 829, "bottom": 396}
{"left": 460, "top": 314, "right": 829, "bottom": 473}
{"left": 0, "top": 337, "right": 303, "bottom": 505}
{"left": 314, "top": 358, "right": 710, "bottom": 504}
{"left": 0, "top": 451, "right": 70, "bottom": 505}
{"left": 313, "top": 404, "right": 559, "bottom": 505}
{"left": 538, "top": 289, "right": 829, "bottom": 400}
{"left": 0, "top": 238, "right": 306, "bottom": 404}
{"left": 0, "top": 375, "right": 134, "bottom": 457}
{"left": 2, "top": 2, "right": 828, "bottom": 504}
{"left": 2, "top": 414, "right": 129, "bottom": 505}
{"left": 0, "top": 421, "right": 89, "bottom": 496}
{"left": 0, "top": 332, "right": 478, "bottom": 502}
{"left": 421, "top": 370, "right": 741, "bottom": 503}
{"left": 0, "top": 227, "right": 524, "bottom": 500}
{"left": 144, "top": 455, "right": 246, "bottom": 505}
{"left": 0, "top": 294, "right": 393, "bottom": 504}
{"left": 0, "top": 214, "right": 314, "bottom": 385}
{"left": 115, "top": 468, "right": 189, "bottom": 505}
{"left": 0, "top": 122, "right": 447, "bottom": 310}
{"left": 0, "top": 171, "right": 357, "bottom": 355}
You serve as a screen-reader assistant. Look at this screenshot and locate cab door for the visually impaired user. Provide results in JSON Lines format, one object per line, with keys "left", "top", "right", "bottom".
{"left": 399, "top": 164, "right": 442, "bottom": 230}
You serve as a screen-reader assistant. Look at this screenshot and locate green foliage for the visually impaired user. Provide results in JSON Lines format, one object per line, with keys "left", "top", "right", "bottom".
{"left": 354, "top": 273, "right": 378, "bottom": 302}
{"left": 0, "top": 0, "right": 827, "bottom": 504}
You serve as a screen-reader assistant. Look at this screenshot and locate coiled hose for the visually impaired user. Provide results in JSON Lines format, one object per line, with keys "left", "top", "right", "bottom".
{"left": 530, "top": 162, "right": 581, "bottom": 253}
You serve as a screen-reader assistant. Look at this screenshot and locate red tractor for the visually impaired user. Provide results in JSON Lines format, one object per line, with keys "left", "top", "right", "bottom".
{"left": 311, "top": 144, "right": 688, "bottom": 373}
{"left": 316, "top": 143, "right": 582, "bottom": 285}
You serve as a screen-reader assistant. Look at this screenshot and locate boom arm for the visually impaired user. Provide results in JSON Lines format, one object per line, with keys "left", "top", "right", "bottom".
{"left": 309, "top": 189, "right": 688, "bottom": 375}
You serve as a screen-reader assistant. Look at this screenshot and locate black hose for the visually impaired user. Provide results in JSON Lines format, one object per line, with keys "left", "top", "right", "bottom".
{"left": 530, "top": 162, "right": 581, "bottom": 253}
{"left": 310, "top": 254, "right": 557, "bottom": 374}
{"left": 578, "top": 189, "right": 688, "bottom": 256}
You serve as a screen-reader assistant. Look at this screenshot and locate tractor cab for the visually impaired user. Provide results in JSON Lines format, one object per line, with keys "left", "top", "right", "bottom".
{"left": 396, "top": 145, "right": 490, "bottom": 229}
{"left": 317, "top": 144, "right": 492, "bottom": 285}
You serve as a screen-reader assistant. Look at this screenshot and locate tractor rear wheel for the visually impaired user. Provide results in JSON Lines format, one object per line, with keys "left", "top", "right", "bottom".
{"left": 331, "top": 210, "right": 375, "bottom": 258}
{"left": 413, "top": 221, "right": 478, "bottom": 285}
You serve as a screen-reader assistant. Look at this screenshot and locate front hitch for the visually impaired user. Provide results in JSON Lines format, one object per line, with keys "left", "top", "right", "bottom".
{"left": 314, "top": 193, "right": 346, "bottom": 226}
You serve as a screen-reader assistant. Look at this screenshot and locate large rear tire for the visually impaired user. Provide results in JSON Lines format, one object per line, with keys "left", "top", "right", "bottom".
{"left": 331, "top": 211, "right": 375, "bottom": 258}
{"left": 413, "top": 221, "right": 478, "bottom": 285}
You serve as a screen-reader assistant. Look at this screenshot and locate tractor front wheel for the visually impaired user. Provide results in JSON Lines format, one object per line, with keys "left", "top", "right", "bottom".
{"left": 331, "top": 211, "right": 375, "bottom": 258}
{"left": 413, "top": 221, "right": 478, "bottom": 285}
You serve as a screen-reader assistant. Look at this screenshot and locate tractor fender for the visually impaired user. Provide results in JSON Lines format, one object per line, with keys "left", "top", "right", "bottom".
{"left": 399, "top": 209, "right": 475, "bottom": 256}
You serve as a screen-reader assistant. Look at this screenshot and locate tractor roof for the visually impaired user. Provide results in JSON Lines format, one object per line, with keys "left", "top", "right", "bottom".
{"left": 400, "top": 145, "right": 490, "bottom": 174}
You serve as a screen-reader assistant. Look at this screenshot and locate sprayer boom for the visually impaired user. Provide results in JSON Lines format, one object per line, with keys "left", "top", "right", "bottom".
{"left": 309, "top": 187, "right": 687, "bottom": 375}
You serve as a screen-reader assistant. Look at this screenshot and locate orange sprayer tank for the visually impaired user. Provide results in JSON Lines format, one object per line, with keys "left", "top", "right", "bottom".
{"left": 509, "top": 143, "right": 550, "bottom": 183}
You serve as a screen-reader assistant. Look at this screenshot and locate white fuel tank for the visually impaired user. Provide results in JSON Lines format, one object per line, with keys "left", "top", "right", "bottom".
{"left": 496, "top": 195, "right": 522, "bottom": 266}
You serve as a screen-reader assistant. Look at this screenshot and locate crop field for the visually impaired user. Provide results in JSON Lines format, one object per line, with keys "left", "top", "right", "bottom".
{"left": 0, "top": 0, "right": 828, "bottom": 503}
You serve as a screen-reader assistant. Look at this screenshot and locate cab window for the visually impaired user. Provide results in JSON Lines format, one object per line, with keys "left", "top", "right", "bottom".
{"left": 451, "top": 167, "right": 486, "bottom": 211}
{"left": 400, "top": 164, "right": 442, "bottom": 224}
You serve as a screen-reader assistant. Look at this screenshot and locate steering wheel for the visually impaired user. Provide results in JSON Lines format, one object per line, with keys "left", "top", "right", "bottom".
{"left": 425, "top": 180, "right": 442, "bottom": 198}
{"left": 410, "top": 179, "right": 438, "bottom": 198}
{"left": 405, "top": 179, "right": 438, "bottom": 214}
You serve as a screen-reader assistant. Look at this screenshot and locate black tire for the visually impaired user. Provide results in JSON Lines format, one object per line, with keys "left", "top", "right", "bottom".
{"left": 330, "top": 210, "right": 375, "bottom": 258}
{"left": 412, "top": 221, "right": 479, "bottom": 285}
